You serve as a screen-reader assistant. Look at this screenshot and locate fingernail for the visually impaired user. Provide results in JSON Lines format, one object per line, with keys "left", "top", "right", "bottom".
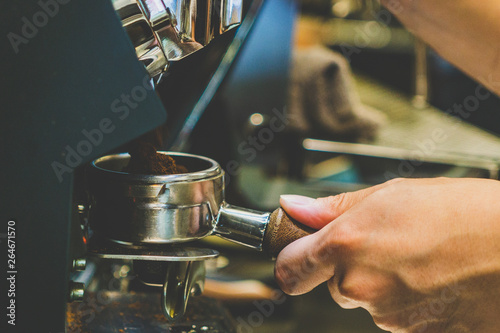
{"left": 280, "top": 195, "right": 315, "bottom": 206}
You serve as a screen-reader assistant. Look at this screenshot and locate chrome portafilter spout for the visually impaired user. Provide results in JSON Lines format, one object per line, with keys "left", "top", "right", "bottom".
{"left": 133, "top": 259, "right": 206, "bottom": 321}
{"left": 87, "top": 152, "right": 314, "bottom": 321}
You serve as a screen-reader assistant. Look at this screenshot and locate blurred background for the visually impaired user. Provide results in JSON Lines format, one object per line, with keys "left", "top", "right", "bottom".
{"left": 5, "top": 0, "right": 500, "bottom": 332}
{"left": 175, "top": 1, "right": 500, "bottom": 332}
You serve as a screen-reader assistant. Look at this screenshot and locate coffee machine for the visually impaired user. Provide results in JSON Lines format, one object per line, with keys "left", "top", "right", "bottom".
{"left": 0, "top": 0, "right": 298, "bottom": 332}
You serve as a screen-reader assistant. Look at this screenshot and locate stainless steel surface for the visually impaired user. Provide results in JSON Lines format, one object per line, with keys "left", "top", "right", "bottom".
{"left": 68, "top": 281, "right": 85, "bottom": 302}
{"left": 354, "top": 73, "right": 500, "bottom": 162}
{"left": 112, "top": 0, "right": 243, "bottom": 80}
{"left": 214, "top": 203, "right": 270, "bottom": 250}
{"left": 89, "top": 152, "right": 274, "bottom": 250}
{"left": 162, "top": 261, "right": 205, "bottom": 321}
{"left": 88, "top": 236, "right": 220, "bottom": 261}
{"left": 303, "top": 139, "right": 500, "bottom": 179}
{"left": 89, "top": 152, "right": 224, "bottom": 245}
{"left": 168, "top": 0, "right": 265, "bottom": 151}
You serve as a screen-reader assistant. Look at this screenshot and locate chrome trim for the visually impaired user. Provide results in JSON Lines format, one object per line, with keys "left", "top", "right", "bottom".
{"left": 112, "top": 0, "right": 243, "bottom": 81}
{"left": 214, "top": 203, "right": 270, "bottom": 251}
{"left": 303, "top": 139, "right": 500, "bottom": 179}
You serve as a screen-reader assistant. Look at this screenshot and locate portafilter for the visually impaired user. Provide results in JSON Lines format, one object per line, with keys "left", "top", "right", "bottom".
{"left": 88, "top": 152, "right": 313, "bottom": 255}
{"left": 86, "top": 152, "right": 314, "bottom": 320}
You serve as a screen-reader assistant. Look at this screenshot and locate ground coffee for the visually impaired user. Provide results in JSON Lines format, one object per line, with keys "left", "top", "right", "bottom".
{"left": 124, "top": 142, "right": 188, "bottom": 175}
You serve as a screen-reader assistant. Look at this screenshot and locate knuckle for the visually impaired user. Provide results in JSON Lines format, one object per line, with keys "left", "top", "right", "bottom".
{"left": 315, "top": 236, "right": 337, "bottom": 262}
{"left": 331, "top": 270, "right": 383, "bottom": 305}
{"left": 327, "top": 277, "right": 358, "bottom": 309}
{"left": 386, "top": 177, "right": 403, "bottom": 184}
{"left": 274, "top": 262, "right": 300, "bottom": 295}
{"left": 337, "top": 282, "right": 355, "bottom": 300}
{"left": 372, "top": 315, "right": 398, "bottom": 331}
{"left": 300, "top": 251, "right": 321, "bottom": 273}
{"left": 274, "top": 262, "right": 290, "bottom": 293}
{"left": 434, "top": 176, "right": 452, "bottom": 183}
{"left": 337, "top": 277, "right": 362, "bottom": 301}
{"left": 323, "top": 192, "right": 351, "bottom": 212}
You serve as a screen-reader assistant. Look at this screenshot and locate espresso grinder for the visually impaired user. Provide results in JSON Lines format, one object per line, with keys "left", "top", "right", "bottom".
{"left": 86, "top": 0, "right": 311, "bottom": 326}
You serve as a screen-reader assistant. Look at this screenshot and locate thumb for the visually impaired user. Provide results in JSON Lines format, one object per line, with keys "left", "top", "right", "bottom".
{"left": 280, "top": 179, "right": 400, "bottom": 229}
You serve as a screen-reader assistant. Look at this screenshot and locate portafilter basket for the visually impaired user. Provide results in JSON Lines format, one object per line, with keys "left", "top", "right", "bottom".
{"left": 88, "top": 152, "right": 314, "bottom": 257}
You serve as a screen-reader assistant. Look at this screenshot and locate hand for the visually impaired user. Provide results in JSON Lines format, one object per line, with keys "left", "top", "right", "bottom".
{"left": 275, "top": 178, "right": 500, "bottom": 333}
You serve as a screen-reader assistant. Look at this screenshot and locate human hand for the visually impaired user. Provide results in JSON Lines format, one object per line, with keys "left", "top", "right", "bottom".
{"left": 275, "top": 178, "right": 500, "bottom": 333}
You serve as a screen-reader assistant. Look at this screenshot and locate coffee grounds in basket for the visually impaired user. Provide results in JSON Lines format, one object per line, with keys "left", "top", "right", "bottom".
{"left": 124, "top": 142, "right": 188, "bottom": 175}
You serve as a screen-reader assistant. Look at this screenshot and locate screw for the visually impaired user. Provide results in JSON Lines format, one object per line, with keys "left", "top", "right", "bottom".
{"left": 68, "top": 281, "right": 85, "bottom": 302}
{"left": 77, "top": 204, "right": 86, "bottom": 214}
{"left": 72, "top": 258, "right": 86, "bottom": 271}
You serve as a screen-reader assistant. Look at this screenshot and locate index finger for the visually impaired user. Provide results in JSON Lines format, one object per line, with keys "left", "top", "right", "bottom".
{"left": 275, "top": 220, "right": 342, "bottom": 295}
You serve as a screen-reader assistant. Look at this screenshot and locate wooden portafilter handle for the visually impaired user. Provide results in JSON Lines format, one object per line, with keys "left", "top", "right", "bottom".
{"left": 262, "top": 208, "right": 316, "bottom": 258}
